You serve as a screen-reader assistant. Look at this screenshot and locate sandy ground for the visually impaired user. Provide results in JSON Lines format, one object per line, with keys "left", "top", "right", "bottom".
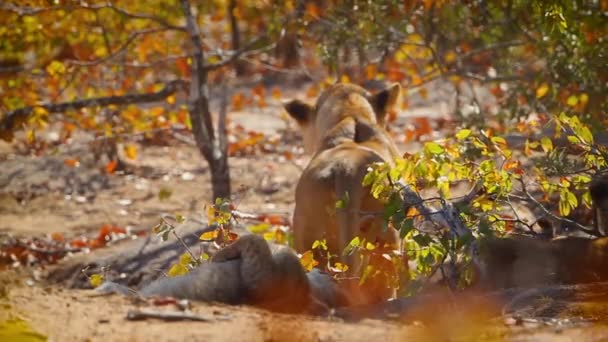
{"left": 4, "top": 273, "right": 608, "bottom": 341}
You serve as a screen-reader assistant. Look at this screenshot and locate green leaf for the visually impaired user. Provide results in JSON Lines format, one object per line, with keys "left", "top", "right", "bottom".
{"left": 540, "top": 136, "right": 553, "bottom": 153}
{"left": 399, "top": 218, "right": 414, "bottom": 239}
{"left": 343, "top": 236, "right": 361, "bottom": 256}
{"left": 490, "top": 136, "right": 506, "bottom": 146}
{"left": 335, "top": 191, "right": 350, "bottom": 209}
{"left": 412, "top": 234, "right": 432, "bottom": 247}
{"left": 424, "top": 142, "right": 444, "bottom": 155}
{"left": 455, "top": 129, "right": 472, "bottom": 140}
{"left": 567, "top": 135, "right": 581, "bottom": 144}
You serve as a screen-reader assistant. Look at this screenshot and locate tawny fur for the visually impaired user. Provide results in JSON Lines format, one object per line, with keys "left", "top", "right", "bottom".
{"left": 284, "top": 83, "right": 403, "bottom": 304}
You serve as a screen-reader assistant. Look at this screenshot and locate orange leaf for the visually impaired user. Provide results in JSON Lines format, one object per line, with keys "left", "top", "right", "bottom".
{"left": 51, "top": 232, "right": 64, "bottom": 242}
{"left": 306, "top": 85, "right": 319, "bottom": 98}
{"left": 231, "top": 92, "right": 245, "bottom": 111}
{"left": 64, "top": 158, "right": 80, "bottom": 167}
{"left": 271, "top": 87, "right": 282, "bottom": 99}
{"left": 264, "top": 214, "right": 288, "bottom": 226}
{"left": 252, "top": 84, "right": 265, "bottom": 98}
{"left": 70, "top": 238, "right": 88, "bottom": 248}
{"left": 419, "top": 88, "right": 428, "bottom": 100}
{"left": 387, "top": 69, "right": 406, "bottom": 82}
{"left": 306, "top": 3, "right": 320, "bottom": 17}
{"left": 105, "top": 160, "right": 118, "bottom": 174}
{"left": 176, "top": 57, "right": 190, "bottom": 77}
{"left": 413, "top": 117, "right": 433, "bottom": 137}
{"left": 503, "top": 160, "right": 521, "bottom": 171}
{"left": 364, "top": 64, "right": 377, "bottom": 80}
{"left": 406, "top": 206, "right": 420, "bottom": 218}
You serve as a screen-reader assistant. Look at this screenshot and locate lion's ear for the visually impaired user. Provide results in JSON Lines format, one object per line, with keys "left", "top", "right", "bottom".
{"left": 369, "top": 83, "right": 401, "bottom": 123}
{"left": 283, "top": 99, "right": 314, "bottom": 124}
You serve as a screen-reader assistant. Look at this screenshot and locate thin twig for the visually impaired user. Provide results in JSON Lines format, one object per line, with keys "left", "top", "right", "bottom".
{"left": 517, "top": 177, "right": 599, "bottom": 236}
{"left": 159, "top": 215, "right": 198, "bottom": 262}
{"left": 126, "top": 309, "right": 224, "bottom": 322}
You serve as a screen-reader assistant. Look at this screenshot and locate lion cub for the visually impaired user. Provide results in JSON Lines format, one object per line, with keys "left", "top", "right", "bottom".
{"left": 284, "top": 83, "right": 403, "bottom": 303}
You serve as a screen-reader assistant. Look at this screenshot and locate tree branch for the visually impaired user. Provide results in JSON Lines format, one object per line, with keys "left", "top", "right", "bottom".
{"left": 0, "top": 80, "right": 188, "bottom": 140}
{"left": 517, "top": 178, "right": 600, "bottom": 237}
{"left": 0, "top": 2, "right": 186, "bottom": 31}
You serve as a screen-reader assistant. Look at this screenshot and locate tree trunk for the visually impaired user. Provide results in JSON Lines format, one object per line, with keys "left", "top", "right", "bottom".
{"left": 210, "top": 154, "right": 231, "bottom": 200}
{"left": 228, "top": 0, "right": 247, "bottom": 76}
{"left": 181, "top": 0, "right": 232, "bottom": 201}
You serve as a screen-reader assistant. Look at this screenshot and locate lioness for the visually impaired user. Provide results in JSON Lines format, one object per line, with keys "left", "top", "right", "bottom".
{"left": 284, "top": 83, "right": 403, "bottom": 303}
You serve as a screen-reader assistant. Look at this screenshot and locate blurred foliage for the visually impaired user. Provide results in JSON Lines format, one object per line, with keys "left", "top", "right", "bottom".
{"left": 301, "top": 0, "right": 607, "bottom": 126}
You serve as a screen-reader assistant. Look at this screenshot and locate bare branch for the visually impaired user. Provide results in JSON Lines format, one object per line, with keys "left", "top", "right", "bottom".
{"left": 517, "top": 178, "right": 599, "bottom": 237}
{"left": 65, "top": 28, "right": 170, "bottom": 67}
{"left": 204, "top": 36, "right": 275, "bottom": 72}
{"left": 126, "top": 309, "right": 222, "bottom": 322}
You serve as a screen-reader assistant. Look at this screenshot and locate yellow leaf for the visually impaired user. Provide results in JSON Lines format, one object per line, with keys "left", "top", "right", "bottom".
{"left": 330, "top": 262, "right": 349, "bottom": 273}
{"left": 89, "top": 274, "right": 104, "bottom": 288}
{"left": 199, "top": 229, "right": 218, "bottom": 241}
{"left": 123, "top": 144, "right": 137, "bottom": 160}
{"left": 168, "top": 263, "right": 189, "bottom": 277}
{"left": 166, "top": 95, "right": 176, "bottom": 105}
{"left": 299, "top": 250, "right": 318, "bottom": 272}
{"left": 535, "top": 83, "right": 549, "bottom": 98}
{"left": 179, "top": 252, "right": 193, "bottom": 266}
{"left": 444, "top": 51, "right": 457, "bottom": 63}
{"left": 46, "top": 60, "right": 66, "bottom": 76}
{"left": 248, "top": 223, "right": 271, "bottom": 234}
{"left": 566, "top": 95, "right": 578, "bottom": 107}
{"left": 149, "top": 107, "right": 165, "bottom": 116}
{"left": 579, "top": 93, "right": 589, "bottom": 106}
{"left": 94, "top": 46, "right": 107, "bottom": 58}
